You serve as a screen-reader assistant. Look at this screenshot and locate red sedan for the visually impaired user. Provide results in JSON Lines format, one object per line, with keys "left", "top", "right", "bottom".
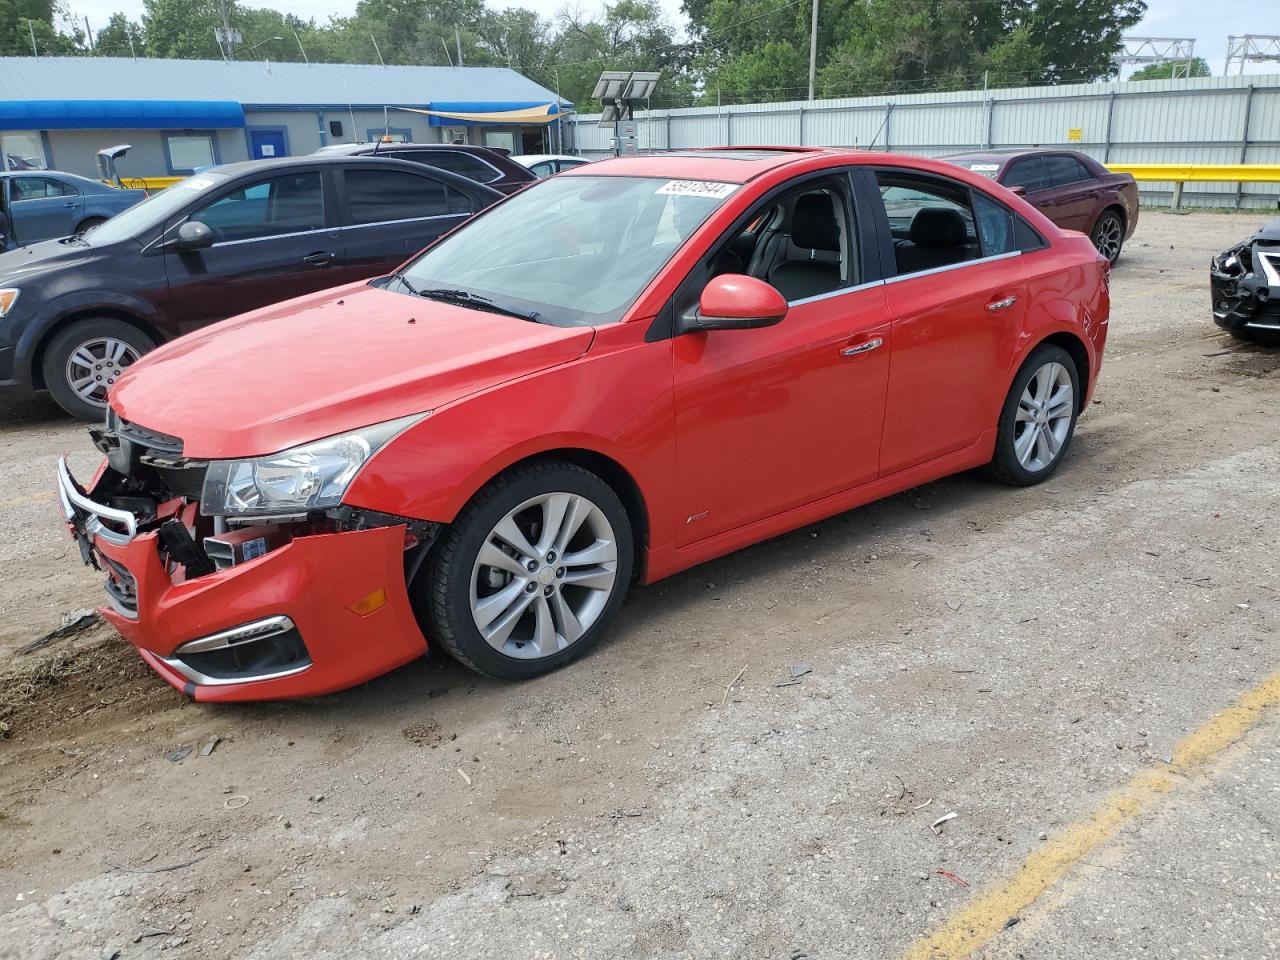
{"left": 943, "top": 149, "right": 1138, "bottom": 263}
{"left": 56, "top": 147, "right": 1110, "bottom": 701}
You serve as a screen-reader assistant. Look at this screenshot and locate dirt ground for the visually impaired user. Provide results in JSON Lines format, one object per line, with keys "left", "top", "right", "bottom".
{"left": 1, "top": 210, "right": 1277, "bottom": 960}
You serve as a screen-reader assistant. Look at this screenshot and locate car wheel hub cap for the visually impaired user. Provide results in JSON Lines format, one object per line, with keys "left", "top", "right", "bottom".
{"left": 1014, "top": 361, "right": 1073, "bottom": 473}
{"left": 66, "top": 337, "right": 141, "bottom": 407}
{"left": 469, "top": 492, "right": 618, "bottom": 660}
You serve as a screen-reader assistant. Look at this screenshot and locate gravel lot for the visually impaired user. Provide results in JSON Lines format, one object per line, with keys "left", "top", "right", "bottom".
{"left": 1, "top": 210, "right": 1278, "bottom": 960}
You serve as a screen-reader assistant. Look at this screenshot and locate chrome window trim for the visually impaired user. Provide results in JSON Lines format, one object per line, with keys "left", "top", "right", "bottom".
{"left": 882, "top": 249, "right": 1022, "bottom": 286}
{"left": 788, "top": 278, "right": 886, "bottom": 307}
{"left": 341, "top": 212, "right": 467, "bottom": 230}
{"left": 207, "top": 226, "right": 333, "bottom": 248}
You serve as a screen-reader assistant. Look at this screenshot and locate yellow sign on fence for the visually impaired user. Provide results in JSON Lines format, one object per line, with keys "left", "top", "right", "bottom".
{"left": 1066, "top": 128, "right": 1083, "bottom": 142}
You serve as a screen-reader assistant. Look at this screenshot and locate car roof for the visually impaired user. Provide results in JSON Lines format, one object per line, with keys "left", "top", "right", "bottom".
{"left": 941, "top": 147, "right": 1087, "bottom": 165}
{"left": 563, "top": 146, "right": 856, "bottom": 184}
{"left": 201, "top": 154, "right": 452, "bottom": 177}
{"left": 319, "top": 142, "right": 491, "bottom": 154}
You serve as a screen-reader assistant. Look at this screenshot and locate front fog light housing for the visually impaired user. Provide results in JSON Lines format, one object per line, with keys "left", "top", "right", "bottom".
{"left": 201, "top": 413, "right": 426, "bottom": 517}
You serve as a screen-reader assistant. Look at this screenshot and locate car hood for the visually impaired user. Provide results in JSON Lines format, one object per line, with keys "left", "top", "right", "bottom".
{"left": 0, "top": 238, "right": 94, "bottom": 281}
{"left": 110, "top": 282, "right": 595, "bottom": 460}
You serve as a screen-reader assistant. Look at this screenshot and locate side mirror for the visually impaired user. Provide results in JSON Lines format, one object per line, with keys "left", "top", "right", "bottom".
{"left": 689, "top": 274, "right": 788, "bottom": 332}
{"left": 171, "top": 220, "right": 214, "bottom": 251}
{"left": 1007, "top": 184, "right": 1027, "bottom": 198}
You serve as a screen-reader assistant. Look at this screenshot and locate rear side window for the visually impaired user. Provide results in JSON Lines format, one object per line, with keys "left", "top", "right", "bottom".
{"left": 345, "top": 168, "right": 450, "bottom": 224}
{"left": 1003, "top": 157, "right": 1048, "bottom": 193}
{"left": 394, "top": 150, "right": 500, "bottom": 184}
{"left": 972, "top": 192, "right": 1045, "bottom": 255}
{"left": 188, "top": 172, "right": 325, "bottom": 241}
{"left": 1044, "top": 155, "right": 1092, "bottom": 187}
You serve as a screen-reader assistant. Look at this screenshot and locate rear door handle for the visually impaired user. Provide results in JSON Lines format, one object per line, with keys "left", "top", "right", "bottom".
{"left": 302, "top": 251, "right": 337, "bottom": 266}
{"left": 841, "top": 337, "right": 883, "bottom": 357}
{"left": 986, "top": 295, "right": 1018, "bottom": 312}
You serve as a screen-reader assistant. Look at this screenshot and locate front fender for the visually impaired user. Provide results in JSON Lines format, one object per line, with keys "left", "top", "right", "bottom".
{"left": 342, "top": 323, "right": 678, "bottom": 552}
{"left": 14, "top": 288, "right": 167, "bottom": 382}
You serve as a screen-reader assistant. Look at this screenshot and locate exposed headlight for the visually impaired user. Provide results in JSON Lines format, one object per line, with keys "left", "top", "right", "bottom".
{"left": 200, "top": 414, "right": 426, "bottom": 517}
{"left": 0, "top": 288, "right": 19, "bottom": 318}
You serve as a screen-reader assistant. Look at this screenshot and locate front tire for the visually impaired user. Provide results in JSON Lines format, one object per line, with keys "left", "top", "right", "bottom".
{"left": 420, "top": 460, "right": 634, "bottom": 680}
{"left": 42, "top": 319, "right": 155, "bottom": 421}
{"left": 1091, "top": 210, "right": 1124, "bottom": 263}
{"left": 987, "top": 344, "right": 1080, "bottom": 486}
{"left": 74, "top": 216, "right": 107, "bottom": 235}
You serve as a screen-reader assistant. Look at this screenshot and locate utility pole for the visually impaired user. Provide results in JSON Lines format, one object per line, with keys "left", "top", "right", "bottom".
{"left": 292, "top": 27, "right": 309, "bottom": 64}
{"left": 807, "top": 0, "right": 818, "bottom": 100}
{"left": 219, "top": 0, "right": 235, "bottom": 59}
{"left": 27, "top": 19, "right": 38, "bottom": 57}
{"left": 455, "top": 25, "right": 464, "bottom": 67}
{"left": 84, "top": 17, "right": 94, "bottom": 52}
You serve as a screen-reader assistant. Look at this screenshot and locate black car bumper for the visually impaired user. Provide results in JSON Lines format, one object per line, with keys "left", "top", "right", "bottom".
{"left": 1210, "top": 219, "right": 1280, "bottom": 335}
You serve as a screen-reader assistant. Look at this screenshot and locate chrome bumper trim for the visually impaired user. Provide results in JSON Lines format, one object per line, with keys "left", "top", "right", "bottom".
{"left": 56, "top": 456, "right": 137, "bottom": 546}
{"left": 161, "top": 615, "right": 310, "bottom": 687}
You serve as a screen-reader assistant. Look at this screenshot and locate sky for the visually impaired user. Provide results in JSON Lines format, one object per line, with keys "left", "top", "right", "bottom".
{"left": 64, "top": 0, "right": 1279, "bottom": 78}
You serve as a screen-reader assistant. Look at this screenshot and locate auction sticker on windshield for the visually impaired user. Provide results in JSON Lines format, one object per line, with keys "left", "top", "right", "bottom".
{"left": 656, "top": 180, "right": 738, "bottom": 199}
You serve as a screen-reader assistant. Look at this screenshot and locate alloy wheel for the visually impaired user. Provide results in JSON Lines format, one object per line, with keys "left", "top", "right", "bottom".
{"left": 1014, "top": 361, "right": 1073, "bottom": 473}
{"left": 469, "top": 492, "right": 619, "bottom": 660}
{"left": 1094, "top": 214, "right": 1122, "bottom": 261}
{"left": 65, "top": 337, "right": 141, "bottom": 407}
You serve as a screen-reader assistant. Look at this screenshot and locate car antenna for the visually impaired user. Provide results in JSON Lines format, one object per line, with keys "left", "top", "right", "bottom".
{"left": 372, "top": 107, "right": 390, "bottom": 156}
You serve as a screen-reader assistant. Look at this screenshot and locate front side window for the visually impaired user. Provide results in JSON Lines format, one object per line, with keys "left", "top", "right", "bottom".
{"left": 875, "top": 171, "right": 979, "bottom": 277}
{"left": 712, "top": 176, "right": 857, "bottom": 303}
{"left": 397, "top": 175, "right": 735, "bottom": 326}
{"left": 187, "top": 172, "right": 325, "bottom": 242}
{"left": 167, "top": 134, "right": 216, "bottom": 172}
{"left": 345, "top": 169, "right": 449, "bottom": 224}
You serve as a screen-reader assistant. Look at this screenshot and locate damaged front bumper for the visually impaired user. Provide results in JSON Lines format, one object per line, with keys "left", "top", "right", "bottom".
{"left": 56, "top": 455, "right": 435, "bottom": 702}
{"left": 1210, "top": 218, "right": 1280, "bottom": 335}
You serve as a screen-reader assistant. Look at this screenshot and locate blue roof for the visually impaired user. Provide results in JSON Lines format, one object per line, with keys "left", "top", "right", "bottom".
{"left": 0, "top": 99, "right": 245, "bottom": 131}
{"left": 0, "top": 57, "right": 566, "bottom": 111}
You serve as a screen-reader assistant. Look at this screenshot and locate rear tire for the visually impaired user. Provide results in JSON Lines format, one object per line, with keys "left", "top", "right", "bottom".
{"left": 1091, "top": 210, "right": 1124, "bottom": 263}
{"left": 41, "top": 318, "right": 155, "bottom": 421}
{"left": 987, "top": 344, "right": 1080, "bottom": 487}
{"left": 420, "top": 460, "right": 634, "bottom": 680}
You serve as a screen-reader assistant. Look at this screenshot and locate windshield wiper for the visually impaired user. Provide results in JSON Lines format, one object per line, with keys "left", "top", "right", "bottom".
{"left": 414, "top": 286, "right": 545, "bottom": 324}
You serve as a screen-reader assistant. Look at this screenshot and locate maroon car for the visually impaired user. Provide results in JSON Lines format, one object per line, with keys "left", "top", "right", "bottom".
{"left": 943, "top": 149, "right": 1138, "bottom": 262}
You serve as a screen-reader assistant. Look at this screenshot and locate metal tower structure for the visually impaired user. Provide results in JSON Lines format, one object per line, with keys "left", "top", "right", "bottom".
{"left": 1113, "top": 37, "right": 1197, "bottom": 79}
{"left": 1225, "top": 35, "right": 1280, "bottom": 76}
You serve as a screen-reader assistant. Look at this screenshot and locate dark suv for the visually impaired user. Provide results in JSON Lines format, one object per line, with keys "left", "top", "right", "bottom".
{"left": 316, "top": 143, "right": 537, "bottom": 195}
{"left": 0, "top": 155, "right": 500, "bottom": 419}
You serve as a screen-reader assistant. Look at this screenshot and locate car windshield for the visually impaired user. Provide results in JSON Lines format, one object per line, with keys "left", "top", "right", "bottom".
{"left": 395, "top": 175, "right": 737, "bottom": 326}
{"left": 83, "top": 172, "right": 230, "bottom": 245}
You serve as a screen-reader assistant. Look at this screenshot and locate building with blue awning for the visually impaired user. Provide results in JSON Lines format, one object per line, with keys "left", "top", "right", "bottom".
{"left": 0, "top": 57, "right": 571, "bottom": 180}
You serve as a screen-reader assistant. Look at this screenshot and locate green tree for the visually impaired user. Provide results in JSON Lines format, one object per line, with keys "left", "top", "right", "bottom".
{"left": 1, "top": 0, "right": 81, "bottom": 56}
{"left": 142, "top": 0, "right": 231, "bottom": 59}
{"left": 1130, "top": 56, "right": 1211, "bottom": 80}
{"left": 93, "top": 12, "right": 145, "bottom": 56}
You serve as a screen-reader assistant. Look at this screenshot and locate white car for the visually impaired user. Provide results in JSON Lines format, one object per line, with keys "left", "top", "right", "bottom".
{"left": 513, "top": 154, "right": 591, "bottom": 178}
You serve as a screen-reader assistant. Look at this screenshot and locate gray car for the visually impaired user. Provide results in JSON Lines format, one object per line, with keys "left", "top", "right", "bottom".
{"left": 0, "top": 171, "right": 148, "bottom": 250}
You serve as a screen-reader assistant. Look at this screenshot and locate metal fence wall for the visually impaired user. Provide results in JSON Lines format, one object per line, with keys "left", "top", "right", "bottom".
{"left": 566, "top": 75, "right": 1280, "bottom": 209}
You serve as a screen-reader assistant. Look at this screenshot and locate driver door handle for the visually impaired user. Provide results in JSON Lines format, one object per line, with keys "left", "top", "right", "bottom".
{"left": 986, "top": 295, "right": 1018, "bottom": 312}
{"left": 302, "top": 251, "right": 337, "bottom": 266}
{"left": 841, "top": 337, "right": 883, "bottom": 357}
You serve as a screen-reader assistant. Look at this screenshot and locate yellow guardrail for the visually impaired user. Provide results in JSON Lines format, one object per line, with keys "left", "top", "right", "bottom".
{"left": 119, "top": 176, "right": 185, "bottom": 191}
{"left": 1104, "top": 163, "right": 1280, "bottom": 209}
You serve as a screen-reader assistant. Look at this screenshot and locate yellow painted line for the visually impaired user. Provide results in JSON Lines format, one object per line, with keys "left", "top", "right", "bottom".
{"left": 0, "top": 491, "right": 56, "bottom": 509}
{"left": 899, "top": 670, "right": 1280, "bottom": 960}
